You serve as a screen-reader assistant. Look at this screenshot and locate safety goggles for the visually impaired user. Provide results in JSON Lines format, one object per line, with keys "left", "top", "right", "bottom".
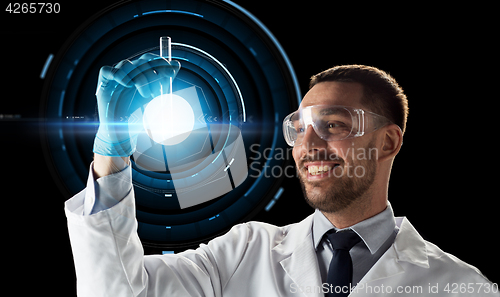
{"left": 283, "top": 105, "right": 393, "bottom": 147}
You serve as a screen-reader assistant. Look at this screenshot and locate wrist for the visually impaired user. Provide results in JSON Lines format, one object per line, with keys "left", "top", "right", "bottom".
{"left": 93, "top": 136, "right": 136, "bottom": 157}
{"left": 93, "top": 153, "right": 130, "bottom": 179}
{"left": 93, "top": 125, "right": 139, "bottom": 157}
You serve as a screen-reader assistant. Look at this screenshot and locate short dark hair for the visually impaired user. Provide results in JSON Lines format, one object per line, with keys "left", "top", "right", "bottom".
{"left": 309, "top": 65, "right": 408, "bottom": 134}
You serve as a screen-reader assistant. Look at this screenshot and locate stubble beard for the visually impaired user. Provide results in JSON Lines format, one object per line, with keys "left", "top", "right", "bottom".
{"left": 298, "top": 155, "right": 377, "bottom": 214}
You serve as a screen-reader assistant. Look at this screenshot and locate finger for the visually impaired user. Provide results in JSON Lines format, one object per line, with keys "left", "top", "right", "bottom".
{"left": 131, "top": 58, "right": 175, "bottom": 98}
{"left": 121, "top": 55, "right": 163, "bottom": 97}
{"left": 135, "top": 59, "right": 162, "bottom": 85}
{"left": 133, "top": 72, "right": 154, "bottom": 98}
{"left": 142, "top": 59, "right": 181, "bottom": 98}
{"left": 114, "top": 87, "right": 147, "bottom": 118}
{"left": 98, "top": 66, "right": 115, "bottom": 83}
{"left": 145, "top": 59, "right": 181, "bottom": 80}
{"left": 134, "top": 53, "right": 180, "bottom": 77}
{"left": 113, "top": 59, "right": 143, "bottom": 87}
{"left": 147, "top": 79, "right": 169, "bottom": 99}
{"left": 113, "top": 54, "right": 181, "bottom": 98}
{"left": 96, "top": 66, "right": 117, "bottom": 96}
{"left": 137, "top": 53, "right": 158, "bottom": 61}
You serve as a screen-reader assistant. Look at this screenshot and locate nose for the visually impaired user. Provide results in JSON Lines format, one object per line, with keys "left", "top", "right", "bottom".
{"left": 300, "top": 125, "right": 327, "bottom": 152}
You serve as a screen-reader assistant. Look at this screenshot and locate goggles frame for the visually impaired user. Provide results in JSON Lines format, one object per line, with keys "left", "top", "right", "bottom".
{"left": 282, "top": 105, "right": 395, "bottom": 147}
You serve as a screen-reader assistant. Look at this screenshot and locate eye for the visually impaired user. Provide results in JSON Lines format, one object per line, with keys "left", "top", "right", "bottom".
{"left": 327, "top": 121, "right": 347, "bottom": 129}
{"left": 324, "top": 121, "right": 351, "bottom": 136}
{"left": 291, "top": 121, "right": 304, "bottom": 133}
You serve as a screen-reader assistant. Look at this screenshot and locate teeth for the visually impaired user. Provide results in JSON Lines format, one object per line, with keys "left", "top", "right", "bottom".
{"left": 308, "top": 165, "right": 333, "bottom": 175}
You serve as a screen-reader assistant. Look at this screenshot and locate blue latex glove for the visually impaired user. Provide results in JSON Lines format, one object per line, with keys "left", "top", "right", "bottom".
{"left": 93, "top": 53, "right": 181, "bottom": 157}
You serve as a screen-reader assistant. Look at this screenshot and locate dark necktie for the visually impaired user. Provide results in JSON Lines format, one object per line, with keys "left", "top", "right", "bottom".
{"left": 325, "top": 229, "right": 361, "bottom": 297}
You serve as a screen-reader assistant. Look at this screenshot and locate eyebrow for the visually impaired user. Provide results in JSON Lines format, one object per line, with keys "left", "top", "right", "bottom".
{"left": 318, "top": 107, "right": 348, "bottom": 116}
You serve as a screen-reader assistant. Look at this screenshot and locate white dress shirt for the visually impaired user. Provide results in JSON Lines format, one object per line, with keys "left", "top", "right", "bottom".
{"left": 82, "top": 161, "right": 132, "bottom": 215}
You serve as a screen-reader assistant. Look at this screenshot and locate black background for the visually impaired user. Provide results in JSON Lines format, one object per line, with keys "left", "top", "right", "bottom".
{"left": 2, "top": 0, "right": 497, "bottom": 295}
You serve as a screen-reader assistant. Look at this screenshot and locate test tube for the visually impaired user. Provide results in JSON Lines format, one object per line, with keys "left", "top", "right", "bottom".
{"left": 160, "top": 36, "right": 172, "bottom": 61}
{"left": 159, "top": 36, "right": 173, "bottom": 132}
{"left": 159, "top": 36, "right": 174, "bottom": 96}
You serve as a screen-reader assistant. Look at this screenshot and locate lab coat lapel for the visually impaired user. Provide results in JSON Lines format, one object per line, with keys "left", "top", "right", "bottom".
{"left": 273, "top": 214, "right": 323, "bottom": 297}
{"left": 354, "top": 217, "right": 429, "bottom": 286}
{"left": 354, "top": 244, "right": 405, "bottom": 286}
{"left": 393, "top": 217, "right": 429, "bottom": 269}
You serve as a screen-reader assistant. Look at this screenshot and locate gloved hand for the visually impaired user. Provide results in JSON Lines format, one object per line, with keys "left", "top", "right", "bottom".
{"left": 93, "top": 53, "right": 181, "bottom": 157}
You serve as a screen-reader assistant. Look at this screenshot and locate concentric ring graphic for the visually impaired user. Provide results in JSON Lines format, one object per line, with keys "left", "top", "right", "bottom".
{"left": 40, "top": 0, "right": 300, "bottom": 250}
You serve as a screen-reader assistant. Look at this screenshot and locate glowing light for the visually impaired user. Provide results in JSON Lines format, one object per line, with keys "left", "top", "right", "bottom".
{"left": 143, "top": 93, "right": 195, "bottom": 145}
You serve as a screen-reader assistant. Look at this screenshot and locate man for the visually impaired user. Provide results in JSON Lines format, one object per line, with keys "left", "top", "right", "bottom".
{"left": 66, "top": 63, "right": 496, "bottom": 296}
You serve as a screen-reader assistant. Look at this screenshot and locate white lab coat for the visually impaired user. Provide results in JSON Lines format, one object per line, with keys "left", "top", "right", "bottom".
{"left": 66, "top": 189, "right": 496, "bottom": 297}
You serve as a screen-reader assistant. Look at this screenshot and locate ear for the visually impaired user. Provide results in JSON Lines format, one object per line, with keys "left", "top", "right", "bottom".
{"left": 378, "top": 124, "right": 403, "bottom": 162}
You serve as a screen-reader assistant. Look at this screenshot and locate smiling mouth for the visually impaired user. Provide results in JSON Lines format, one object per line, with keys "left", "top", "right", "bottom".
{"left": 305, "top": 163, "right": 341, "bottom": 176}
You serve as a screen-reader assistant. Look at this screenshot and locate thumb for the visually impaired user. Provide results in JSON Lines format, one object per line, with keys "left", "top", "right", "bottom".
{"left": 95, "top": 66, "right": 117, "bottom": 96}
{"left": 98, "top": 66, "right": 115, "bottom": 85}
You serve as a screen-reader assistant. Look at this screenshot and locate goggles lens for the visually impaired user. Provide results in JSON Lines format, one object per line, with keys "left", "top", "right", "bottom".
{"left": 283, "top": 105, "right": 391, "bottom": 147}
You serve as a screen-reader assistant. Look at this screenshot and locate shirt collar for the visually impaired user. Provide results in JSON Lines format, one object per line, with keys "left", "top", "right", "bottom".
{"left": 312, "top": 202, "right": 396, "bottom": 254}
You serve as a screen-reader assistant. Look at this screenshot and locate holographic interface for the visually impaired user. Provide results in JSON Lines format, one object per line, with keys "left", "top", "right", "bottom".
{"left": 40, "top": 0, "right": 300, "bottom": 248}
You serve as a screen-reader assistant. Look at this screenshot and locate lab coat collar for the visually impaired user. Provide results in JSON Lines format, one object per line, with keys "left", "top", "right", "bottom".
{"left": 393, "top": 217, "right": 429, "bottom": 269}
{"left": 357, "top": 216, "right": 429, "bottom": 285}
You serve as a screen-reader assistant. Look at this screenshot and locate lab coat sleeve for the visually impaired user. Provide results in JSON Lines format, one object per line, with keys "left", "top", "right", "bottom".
{"left": 65, "top": 162, "right": 149, "bottom": 296}
{"left": 65, "top": 163, "right": 245, "bottom": 297}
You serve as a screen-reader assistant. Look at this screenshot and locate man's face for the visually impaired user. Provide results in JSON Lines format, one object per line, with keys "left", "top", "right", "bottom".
{"left": 292, "top": 81, "right": 379, "bottom": 213}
